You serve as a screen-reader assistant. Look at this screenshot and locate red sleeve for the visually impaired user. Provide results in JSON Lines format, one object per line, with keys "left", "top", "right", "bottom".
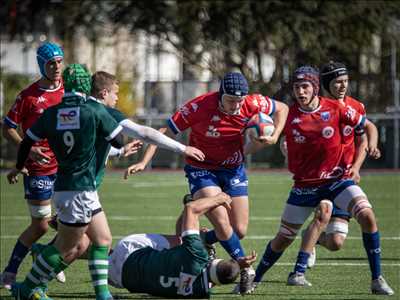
{"left": 4, "top": 93, "right": 29, "bottom": 128}
{"left": 340, "top": 105, "right": 365, "bottom": 128}
{"left": 167, "top": 97, "right": 203, "bottom": 134}
{"left": 249, "top": 94, "right": 276, "bottom": 116}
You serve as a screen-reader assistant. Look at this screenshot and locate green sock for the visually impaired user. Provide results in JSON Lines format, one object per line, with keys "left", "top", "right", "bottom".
{"left": 88, "top": 245, "right": 111, "bottom": 297}
{"left": 23, "top": 245, "right": 68, "bottom": 291}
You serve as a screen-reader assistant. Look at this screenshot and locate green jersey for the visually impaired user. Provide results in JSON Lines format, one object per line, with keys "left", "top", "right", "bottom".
{"left": 27, "top": 92, "right": 122, "bottom": 191}
{"left": 122, "top": 234, "right": 211, "bottom": 298}
{"left": 88, "top": 97, "right": 127, "bottom": 188}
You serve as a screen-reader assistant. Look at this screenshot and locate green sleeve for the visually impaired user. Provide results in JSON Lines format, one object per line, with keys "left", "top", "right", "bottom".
{"left": 106, "top": 107, "right": 127, "bottom": 124}
{"left": 96, "top": 105, "right": 122, "bottom": 140}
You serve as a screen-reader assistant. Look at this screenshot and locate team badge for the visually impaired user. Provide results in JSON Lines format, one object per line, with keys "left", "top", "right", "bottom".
{"left": 206, "top": 125, "right": 220, "bottom": 138}
{"left": 342, "top": 125, "right": 353, "bottom": 136}
{"left": 320, "top": 112, "right": 330, "bottom": 121}
{"left": 322, "top": 126, "right": 334, "bottom": 139}
{"left": 190, "top": 103, "right": 198, "bottom": 112}
{"left": 37, "top": 96, "right": 46, "bottom": 103}
{"left": 57, "top": 107, "right": 80, "bottom": 130}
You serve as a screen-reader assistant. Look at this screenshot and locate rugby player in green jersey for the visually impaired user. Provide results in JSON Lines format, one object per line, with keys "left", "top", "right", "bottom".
{"left": 89, "top": 71, "right": 205, "bottom": 188}
{"left": 56, "top": 193, "right": 257, "bottom": 298}
{"left": 7, "top": 64, "right": 125, "bottom": 300}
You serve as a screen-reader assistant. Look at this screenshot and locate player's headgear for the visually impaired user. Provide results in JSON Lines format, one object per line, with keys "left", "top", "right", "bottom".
{"left": 62, "top": 64, "right": 91, "bottom": 95}
{"left": 208, "top": 259, "right": 240, "bottom": 285}
{"left": 292, "top": 66, "right": 320, "bottom": 97}
{"left": 219, "top": 72, "right": 249, "bottom": 98}
{"left": 320, "top": 61, "right": 348, "bottom": 95}
{"left": 36, "top": 42, "right": 64, "bottom": 78}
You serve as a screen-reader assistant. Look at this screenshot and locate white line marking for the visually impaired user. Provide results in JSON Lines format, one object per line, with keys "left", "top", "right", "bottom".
{"left": 0, "top": 235, "right": 398, "bottom": 240}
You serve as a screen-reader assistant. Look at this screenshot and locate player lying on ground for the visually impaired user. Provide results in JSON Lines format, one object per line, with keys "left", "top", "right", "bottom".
{"left": 35, "top": 193, "right": 257, "bottom": 298}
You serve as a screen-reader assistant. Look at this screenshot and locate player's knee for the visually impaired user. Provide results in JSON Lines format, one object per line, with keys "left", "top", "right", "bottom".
{"left": 351, "top": 198, "right": 373, "bottom": 221}
{"left": 327, "top": 234, "right": 345, "bottom": 251}
{"left": 29, "top": 204, "right": 52, "bottom": 219}
{"left": 30, "top": 220, "right": 49, "bottom": 237}
{"left": 314, "top": 200, "right": 332, "bottom": 226}
{"left": 276, "top": 223, "right": 299, "bottom": 248}
{"left": 233, "top": 225, "right": 247, "bottom": 240}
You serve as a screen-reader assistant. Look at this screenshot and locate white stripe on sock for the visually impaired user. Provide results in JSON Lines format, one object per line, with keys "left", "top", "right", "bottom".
{"left": 88, "top": 260, "right": 108, "bottom": 266}
{"left": 38, "top": 255, "right": 54, "bottom": 273}
{"left": 93, "top": 279, "right": 108, "bottom": 286}
{"left": 27, "top": 273, "right": 40, "bottom": 284}
{"left": 32, "top": 264, "right": 52, "bottom": 280}
{"left": 90, "top": 269, "right": 108, "bottom": 275}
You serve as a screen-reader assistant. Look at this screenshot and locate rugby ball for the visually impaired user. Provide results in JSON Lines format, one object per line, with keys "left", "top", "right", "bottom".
{"left": 245, "top": 112, "right": 275, "bottom": 138}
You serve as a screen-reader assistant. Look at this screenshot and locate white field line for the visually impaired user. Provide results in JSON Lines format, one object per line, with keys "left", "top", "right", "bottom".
{"left": 0, "top": 216, "right": 281, "bottom": 221}
{"left": 0, "top": 234, "right": 398, "bottom": 240}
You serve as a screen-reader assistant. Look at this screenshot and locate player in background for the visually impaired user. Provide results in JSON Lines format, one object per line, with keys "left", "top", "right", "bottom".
{"left": 304, "top": 61, "right": 376, "bottom": 268}
{"left": 125, "top": 72, "right": 289, "bottom": 294}
{"left": 252, "top": 66, "right": 393, "bottom": 295}
{"left": 1, "top": 42, "right": 66, "bottom": 289}
{"left": 7, "top": 64, "right": 125, "bottom": 300}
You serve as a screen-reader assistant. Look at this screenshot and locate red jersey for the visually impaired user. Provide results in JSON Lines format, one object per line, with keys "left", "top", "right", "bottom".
{"left": 284, "top": 97, "right": 365, "bottom": 187}
{"left": 340, "top": 96, "right": 366, "bottom": 172}
{"left": 168, "top": 91, "right": 275, "bottom": 169}
{"left": 4, "top": 81, "right": 64, "bottom": 175}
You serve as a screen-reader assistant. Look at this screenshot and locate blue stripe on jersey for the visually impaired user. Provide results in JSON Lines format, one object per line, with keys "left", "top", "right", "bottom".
{"left": 269, "top": 98, "right": 276, "bottom": 116}
{"left": 4, "top": 116, "right": 18, "bottom": 129}
{"left": 167, "top": 118, "right": 180, "bottom": 134}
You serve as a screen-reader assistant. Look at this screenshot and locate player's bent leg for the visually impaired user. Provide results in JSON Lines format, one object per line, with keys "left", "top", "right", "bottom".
{"left": 228, "top": 195, "right": 249, "bottom": 239}
{"left": 324, "top": 217, "right": 349, "bottom": 251}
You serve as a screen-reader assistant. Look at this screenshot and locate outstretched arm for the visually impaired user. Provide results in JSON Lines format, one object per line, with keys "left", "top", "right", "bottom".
{"left": 124, "top": 128, "right": 167, "bottom": 179}
{"left": 181, "top": 193, "right": 232, "bottom": 233}
{"left": 120, "top": 120, "right": 204, "bottom": 161}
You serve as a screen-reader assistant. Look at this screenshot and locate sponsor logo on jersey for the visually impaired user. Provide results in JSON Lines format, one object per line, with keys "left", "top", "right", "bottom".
{"left": 190, "top": 170, "right": 211, "bottom": 179}
{"left": 205, "top": 125, "right": 220, "bottom": 138}
{"left": 320, "top": 166, "right": 344, "bottom": 179}
{"left": 177, "top": 273, "right": 196, "bottom": 296}
{"left": 342, "top": 125, "right": 353, "bottom": 136}
{"left": 57, "top": 107, "right": 80, "bottom": 130}
{"left": 292, "top": 129, "right": 306, "bottom": 143}
{"left": 291, "top": 117, "right": 301, "bottom": 124}
{"left": 322, "top": 126, "right": 334, "bottom": 139}
{"left": 222, "top": 150, "right": 243, "bottom": 165}
{"left": 37, "top": 96, "right": 46, "bottom": 103}
{"left": 320, "top": 111, "right": 330, "bottom": 121}
{"left": 211, "top": 115, "right": 221, "bottom": 122}
{"left": 29, "top": 178, "right": 54, "bottom": 190}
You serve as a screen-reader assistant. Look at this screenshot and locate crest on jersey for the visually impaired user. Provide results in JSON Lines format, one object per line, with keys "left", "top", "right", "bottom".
{"left": 179, "top": 105, "right": 190, "bottom": 116}
{"left": 322, "top": 126, "right": 334, "bottom": 139}
{"left": 320, "top": 112, "right": 330, "bottom": 121}
{"left": 190, "top": 103, "right": 198, "bottom": 112}
{"left": 342, "top": 125, "right": 353, "bottom": 136}
{"left": 345, "top": 106, "right": 356, "bottom": 121}
{"left": 57, "top": 107, "right": 80, "bottom": 130}
{"left": 292, "top": 129, "right": 306, "bottom": 143}
{"left": 206, "top": 125, "right": 220, "bottom": 138}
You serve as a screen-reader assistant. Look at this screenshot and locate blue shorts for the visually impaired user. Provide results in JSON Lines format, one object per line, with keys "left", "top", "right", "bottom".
{"left": 184, "top": 164, "right": 248, "bottom": 197}
{"left": 23, "top": 175, "right": 56, "bottom": 200}
{"left": 332, "top": 204, "right": 351, "bottom": 219}
{"left": 287, "top": 179, "right": 356, "bottom": 207}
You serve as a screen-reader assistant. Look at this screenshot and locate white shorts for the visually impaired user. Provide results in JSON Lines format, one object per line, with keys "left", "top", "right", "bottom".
{"left": 108, "top": 233, "right": 170, "bottom": 288}
{"left": 52, "top": 191, "right": 101, "bottom": 225}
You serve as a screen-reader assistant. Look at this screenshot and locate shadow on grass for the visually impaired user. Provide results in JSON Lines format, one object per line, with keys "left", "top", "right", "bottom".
{"left": 52, "top": 292, "right": 170, "bottom": 299}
